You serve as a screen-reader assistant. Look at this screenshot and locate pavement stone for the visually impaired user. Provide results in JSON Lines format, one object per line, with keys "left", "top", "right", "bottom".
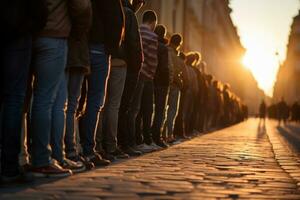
{"left": 1, "top": 119, "right": 300, "bottom": 199}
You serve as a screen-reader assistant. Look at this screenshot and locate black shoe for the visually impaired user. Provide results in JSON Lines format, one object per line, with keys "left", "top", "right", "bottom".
{"left": 155, "top": 140, "right": 169, "bottom": 148}
{"left": 84, "top": 153, "right": 111, "bottom": 167}
{"left": 0, "top": 172, "right": 35, "bottom": 186}
{"left": 122, "top": 146, "right": 143, "bottom": 156}
{"left": 67, "top": 154, "right": 95, "bottom": 170}
{"left": 108, "top": 148, "right": 130, "bottom": 159}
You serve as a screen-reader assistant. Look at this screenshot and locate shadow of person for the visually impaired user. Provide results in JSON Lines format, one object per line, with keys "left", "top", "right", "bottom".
{"left": 257, "top": 120, "right": 266, "bottom": 141}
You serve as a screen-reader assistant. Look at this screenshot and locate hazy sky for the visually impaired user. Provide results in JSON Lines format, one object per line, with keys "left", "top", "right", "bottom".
{"left": 230, "top": 0, "right": 299, "bottom": 96}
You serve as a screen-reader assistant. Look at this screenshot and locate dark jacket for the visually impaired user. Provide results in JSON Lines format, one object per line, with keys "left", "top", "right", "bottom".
{"left": 154, "top": 37, "right": 169, "bottom": 86}
{"left": 123, "top": 0, "right": 143, "bottom": 73}
{"left": 39, "top": 0, "right": 71, "bottom": 38}
{"left": 1, "top": 0, "right": 47, "bottom": 43}
{"left": 89, "top": 0, "right": 124, "bottom": 55}
{"left": 67, "top": 0, "right": 92, "bottom": 74}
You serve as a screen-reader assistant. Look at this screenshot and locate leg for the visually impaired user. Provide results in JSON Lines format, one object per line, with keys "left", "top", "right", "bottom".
{"left": 51, "top": 73, "right": 68, "bottom": 163}
{"left": 1, "top": 35, "right": 32, "bottom": 177}
{"left": 81, "top": 44, "right": 109, "bottom": 156}
{"left": 31, "top": 37, "right": 67, "bottom": 167}
{"left": 102, "top": 67, "right": 126, "bottom": 153}
{"left": 141, "top": 80, "right": 154, "bottom": 145}
{"left": 65, "top": 71, "right": 85, "bottom": 156}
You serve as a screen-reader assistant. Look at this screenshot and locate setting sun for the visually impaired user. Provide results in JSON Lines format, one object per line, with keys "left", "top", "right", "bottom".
{"left": 242, "top": 44, "right": 279, "bottom": 97}
{"left": 231, "top": 0, "right": 299, "bottom": 97}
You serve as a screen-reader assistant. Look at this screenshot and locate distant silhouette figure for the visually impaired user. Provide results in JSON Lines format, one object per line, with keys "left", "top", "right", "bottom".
{"left": 259, "top": 100, "right": 267, "bottom": 125}
{"left": 277, "top": 98, "right": 289, "bottom": 126}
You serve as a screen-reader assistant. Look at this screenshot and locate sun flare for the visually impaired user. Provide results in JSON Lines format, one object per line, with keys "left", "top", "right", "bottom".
{"left": 241, "top": 43, "right": 280, "bottom": 97}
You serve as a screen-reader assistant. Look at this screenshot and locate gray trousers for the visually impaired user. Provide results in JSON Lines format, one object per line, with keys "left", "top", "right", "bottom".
{"left": 97, "top": 66, "right": 127, "bottom": 152}
{"left": 163, "top": 86, "right": 181, "bottom": 138}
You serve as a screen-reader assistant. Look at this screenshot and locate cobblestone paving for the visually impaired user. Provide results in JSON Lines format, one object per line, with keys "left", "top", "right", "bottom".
{"left": 1, "top": 119, "right": 300, "bottom": 199}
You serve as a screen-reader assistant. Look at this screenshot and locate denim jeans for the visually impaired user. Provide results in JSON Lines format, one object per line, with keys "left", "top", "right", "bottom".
{"left": 51, "top": 74, "right": 68, "bottom": 163}
{"left": 100, "top": 66, "right": 126, "bottom": 152}
{"left": 164, "top": 85, "right": 181, "bottom": 139}
{"left": 80, "top": 44, "right": 109, "bottom": 156}
{"left": 152, "top": 85, "right": 169, "bottom": 142}
{"left": 65, "top": 71, "right": 85, "bottom": 156}
{"left": 1, "top": 35, "right": 32, "bottom": 176}
{"left": 31, "top": 37, "right": 67, "bottom": 167}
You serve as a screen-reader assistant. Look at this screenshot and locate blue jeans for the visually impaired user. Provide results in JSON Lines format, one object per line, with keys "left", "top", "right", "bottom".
{"left": 31, "top": 37, "right": 68, "bottom": 167}
{"left": 80, "top": 44, "right": 109, "bottom": 156}
{"left": 1, "top": 35, "right": 32, "bottom": 176}
{"left": 65, "top": 72, "right": 85, "bottom": 156}
{"left": 51, "top": 74, "right": 68, "bottom": 163}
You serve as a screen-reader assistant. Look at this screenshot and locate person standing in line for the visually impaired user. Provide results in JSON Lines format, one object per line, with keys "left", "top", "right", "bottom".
{"left": 64, "top": 0, "right": 94, "bottom": 170}
{"left": 151, "top": 24, "right": 170, "bottom": 148}
{"left": 0, "top": 0, "right": 47, "bottom": 183}
{"left": 96, "top": 0, "right": 145, "bottom": 161}
{"left": 30, "top": 0, "right": 74, "bottom": 178}
{"left": 78, "top": 0, "right": 124, "bottom": 167}
{"left": 117, "top": 0, "right": 145, "bottom": 156}
{"left": 163, "top": 34, "right": 184, "bottom": 143}
{"left": 125, "top": 10, "right": 159, "bottom": 153}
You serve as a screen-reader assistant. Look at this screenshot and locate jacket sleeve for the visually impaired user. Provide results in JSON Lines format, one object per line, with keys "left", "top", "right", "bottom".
{"left": 68, "top": 0, "right": 92, "bottom": 39}
{"left": 124, "top": 9, "right": 143, "bottom": 72}
{"left": 103, "top": 0, "right": 125, "bottom": 55}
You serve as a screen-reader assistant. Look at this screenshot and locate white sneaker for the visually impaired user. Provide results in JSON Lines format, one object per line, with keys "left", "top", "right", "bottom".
{"left": 136, "top": 144, "right": 155, "bottom": 153}
{"left": 149, "top": 142, "right": 163, "bottom": 151}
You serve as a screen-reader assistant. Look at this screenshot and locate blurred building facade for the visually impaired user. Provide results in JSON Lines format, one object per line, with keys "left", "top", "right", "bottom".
{"left": 138, "top": 0, "right": 264, "bottom": 113}
{"left": 273, "top": 10, "right": 300, "bottom": 104}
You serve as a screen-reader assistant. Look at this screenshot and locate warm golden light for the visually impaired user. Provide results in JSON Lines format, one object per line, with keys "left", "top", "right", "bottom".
{"left": 241, "top": 40, "right": 280, "bottom": 97}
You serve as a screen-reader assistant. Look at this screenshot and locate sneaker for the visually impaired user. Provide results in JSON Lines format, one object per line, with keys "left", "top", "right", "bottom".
{"left": 108, "top": 148, "right": 130, "bottom": 159}
{"left": 67, "top": 153, "right": 95, "bottom": 170}
{"left": 83, "top": 153, "right": 110, "bottom": 167}
{"left": 61, "top": 158, "right": 86, "bottom": 173}
{"left": 135, "top": 143, "right": 156, "bottom": 153}
{"left": 149, "top": 142, "right": 163, "bottom": 150}
{"left": 155, "top": 140, "right": 169, "bottom": 148}
{"left": 122, "top": 146, "right": 143, "bottom": 156}
{"left": 31, "top": 161, "right": 72, "bottom": 178}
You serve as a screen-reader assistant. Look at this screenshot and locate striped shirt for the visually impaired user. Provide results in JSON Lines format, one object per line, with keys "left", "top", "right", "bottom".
{"left": 139, "top": 24, "right": 158, "bottom": 80}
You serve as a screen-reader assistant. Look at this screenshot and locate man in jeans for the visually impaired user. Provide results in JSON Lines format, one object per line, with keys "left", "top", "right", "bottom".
{"left": 0, "top": 0, "right": 47, "bottom": 183}
{"left": 79, "top": 0, "right": 124, "bottom": 167}
{"left": 126, "top": 10, "right": 159, "bottom": 153}
{"left": 152, "top": 24, "right": 170, "bottom": 148}
{"left": 64, "top": 0, "right": 94, "bottom": 170}
{"left": 29, "top": 0, "right": 73, "bottom": 177}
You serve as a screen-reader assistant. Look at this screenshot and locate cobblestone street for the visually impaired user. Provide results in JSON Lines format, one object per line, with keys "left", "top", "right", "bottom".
{"left": 1, "top": 119, "right": 300, "bottom": 199}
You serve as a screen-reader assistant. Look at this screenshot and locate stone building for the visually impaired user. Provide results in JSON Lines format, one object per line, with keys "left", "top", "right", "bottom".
{"left": 138, "top": 0, "right": 264, "bottom": 113}
{"left": 273, "top": 11, "right": 300, "bottom": 104}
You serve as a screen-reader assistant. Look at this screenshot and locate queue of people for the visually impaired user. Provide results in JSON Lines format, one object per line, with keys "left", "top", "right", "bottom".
{"left": 267, "top": 98, "right": 300, "bottom": 125}
{"left": 0, "top": 0, "right": 247, "bottom": 184}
